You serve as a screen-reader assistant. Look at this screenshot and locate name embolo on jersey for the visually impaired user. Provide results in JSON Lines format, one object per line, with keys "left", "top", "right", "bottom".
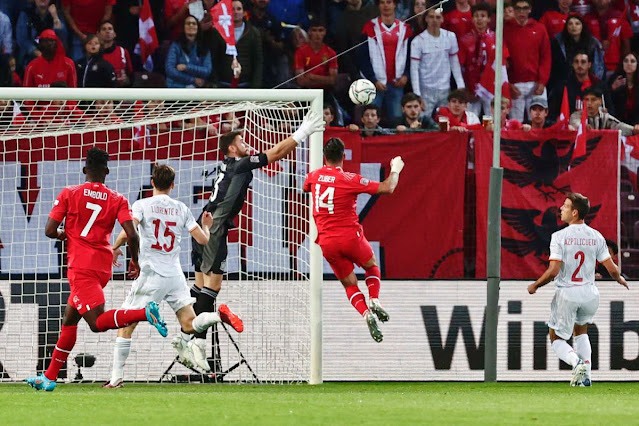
{"left": 133, "top": 194, "right": 198, "bottom": 277}
{"left": 201, "top": 153, "right": 268, "bottom": 223}
{"left": 549, "top": 223, "right": 610, "bottom": 287}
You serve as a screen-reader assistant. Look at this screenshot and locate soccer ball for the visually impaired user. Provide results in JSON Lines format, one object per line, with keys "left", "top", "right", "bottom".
{"left": 348, "top": 79, "right": 376, "bottom": 105}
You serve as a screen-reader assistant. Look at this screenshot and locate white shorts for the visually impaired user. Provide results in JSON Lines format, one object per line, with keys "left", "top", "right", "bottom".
{"left": 548, "top": 284, "right": 600, "bottom": 340}
{"left": 121, "top": 267, "right": 194, "bottom": 313}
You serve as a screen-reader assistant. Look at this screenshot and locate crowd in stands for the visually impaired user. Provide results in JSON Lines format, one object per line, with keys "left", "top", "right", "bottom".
{"left": 0, "top": 0, "right": 639, "bottom": 133}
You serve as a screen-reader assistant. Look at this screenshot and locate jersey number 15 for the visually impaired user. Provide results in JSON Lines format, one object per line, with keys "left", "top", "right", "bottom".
{"left": 151, "top": 219, "right": 177, "bottom": 252}
{"left": 314, "top": 184, "right": 334, "bottom": 214}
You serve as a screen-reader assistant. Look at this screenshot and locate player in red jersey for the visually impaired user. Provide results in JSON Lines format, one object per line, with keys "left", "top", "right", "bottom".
{"left": 26, "top": 147, "right": 168, "bottom": 391}
{"left": 303, "top": 138, "right": 404, "bottom": 342}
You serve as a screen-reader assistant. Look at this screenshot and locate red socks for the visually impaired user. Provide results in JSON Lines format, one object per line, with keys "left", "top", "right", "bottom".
{"left": 365, "top": 265, "right": 381, "bottom": 299}
{"left": 44, "top": 325, "right": 77, "bottom": 381}
{"left": 95, "top": 308, "right": 148, "bottom": 332}
{"left": 345, "top": 285, "right": 368, "bottom": 316}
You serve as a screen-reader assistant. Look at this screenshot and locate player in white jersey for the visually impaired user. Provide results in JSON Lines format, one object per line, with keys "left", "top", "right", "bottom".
{"left": 528, "top": 193, "right": 628, "bottom": 387}
{"left": 104, "top": 165, "right": 244, "bottom": 387}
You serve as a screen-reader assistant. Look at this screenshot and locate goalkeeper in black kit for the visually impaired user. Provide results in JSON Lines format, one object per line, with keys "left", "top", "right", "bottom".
{"left": 184, "top": 111, "right": 325, "bottom": 371}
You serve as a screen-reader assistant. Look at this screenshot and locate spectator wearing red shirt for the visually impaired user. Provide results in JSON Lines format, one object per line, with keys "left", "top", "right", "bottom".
{"left": 294, "top": 20, "right": 338, "bottom": 90}
{"left": 97, "top": 20, "right": 133, "bottom": 87}
{"left": 504, "top": 0, "right": 552, "bottom": 121}
{"left": 360, "top": 0, "right": 411, "bottom": 126}
{"left": 444, "top": 0, "right": 473, "bottom": 40}
{"left": 486, "top": 97, "right": 532, "bottom": 130}
{"left": 584, "top": 0, "right": 632, "bottom": 74}
{"left": 23, "top": 29, "right": 77, "bottom": 88}
{"left": 165, "top": 0, "right": 192, "bottom": 41}
{"left": 435, "top": 89, "right": 481, "bottom": 131}
{"left": 626, "top": 0, "right": 639, "bottom": 52}
{"left": 62, "top": 0, "right": 115, "bottom": 61}
{"left": 540, "top": 0, "right": 575, "bottom": 38}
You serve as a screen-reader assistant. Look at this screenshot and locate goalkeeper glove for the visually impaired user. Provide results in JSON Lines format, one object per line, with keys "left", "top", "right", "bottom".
{"left": 390, "top": 156, "right": 404, "bottom": 174}
{"left": 292, "top": 111, "right": 325, "bottom": 143}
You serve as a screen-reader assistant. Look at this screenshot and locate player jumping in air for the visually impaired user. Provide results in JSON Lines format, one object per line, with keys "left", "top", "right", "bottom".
{"left": 303, "top": 138, "right": 404, "bottom": 342}
{"left": 190, "top": 111, "right": 325, "bottom": 371}
{"left": 528, "top": 193, "right": 628, "bottom": 386}
{"left": 104, "top": 164, "right": 244, "bottom": 388}
{"left": 26, "top": 147, "right": 168, "bottom": 392}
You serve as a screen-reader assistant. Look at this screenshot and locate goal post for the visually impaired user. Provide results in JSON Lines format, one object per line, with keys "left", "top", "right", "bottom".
{"left": 0, "top": 87, "right": 324, "bottom": 384}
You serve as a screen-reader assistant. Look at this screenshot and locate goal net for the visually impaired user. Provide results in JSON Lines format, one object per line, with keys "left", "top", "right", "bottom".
{"left": 0, "top": 88, "right": 323, "bottom": 384}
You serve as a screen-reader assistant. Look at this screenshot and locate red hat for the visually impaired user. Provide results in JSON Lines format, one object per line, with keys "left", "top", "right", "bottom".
{"left": 38, "top": 29, "right": 57, "bottom": 40}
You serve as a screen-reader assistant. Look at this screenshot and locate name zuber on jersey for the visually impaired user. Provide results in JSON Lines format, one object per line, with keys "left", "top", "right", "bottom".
{"left": 83, "top": 188, "right": 108, "bottom": 200}
{"left": 318, "top": 175, "right": 336, "bottom": 183}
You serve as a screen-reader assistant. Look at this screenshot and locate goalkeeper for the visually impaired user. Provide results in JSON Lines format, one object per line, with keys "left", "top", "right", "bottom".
{"left": 189, "top": 111, "right": 324, "bottom": 371}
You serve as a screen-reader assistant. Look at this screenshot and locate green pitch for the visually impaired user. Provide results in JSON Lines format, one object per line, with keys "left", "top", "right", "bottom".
{"left": 1, "top": 382, "right": 638, "bottom": 425}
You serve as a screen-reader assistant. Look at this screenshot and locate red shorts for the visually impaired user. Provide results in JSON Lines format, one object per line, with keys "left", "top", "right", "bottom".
{"left": 319, "top": 231, "right": 374, "bottom": 279}
{"left": 67, "top": 268, "right": 112, "bottom": 314}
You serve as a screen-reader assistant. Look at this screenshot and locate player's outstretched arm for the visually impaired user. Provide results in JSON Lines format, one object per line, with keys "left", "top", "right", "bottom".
{"left": 601, "top": 258, "right": 629, "bottom": 289}
{"left": 265, "top": 111, "right": 324, "bottom": 164}
{"left": 44, "top": 218, "right": 66, "bottom": 241}
{"left": 377, "top": 156, "right": 404, "bottom": 195}
{"left": 190, "top": 211, "right": 213, "bottom": 245}
{"left": 527, "top": 260, "right": 561, "bottom": 294}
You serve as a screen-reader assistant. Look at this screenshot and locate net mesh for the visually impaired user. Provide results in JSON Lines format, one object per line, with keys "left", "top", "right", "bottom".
{"left": 0, "top": 98, "right": 315, "bottom": 383}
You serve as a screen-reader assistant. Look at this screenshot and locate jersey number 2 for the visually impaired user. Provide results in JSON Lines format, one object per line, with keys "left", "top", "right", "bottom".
{"left": 314, "top": 184, "right": 334, "bottom": 214}
{"left": 571, "top": 251, "right": 585, "bottom": 282}
{"left": 151, "top": 219, "right": 177, "bottom": 252}
{"left": 80, "top": 202, "right": 103, "bottom": 237}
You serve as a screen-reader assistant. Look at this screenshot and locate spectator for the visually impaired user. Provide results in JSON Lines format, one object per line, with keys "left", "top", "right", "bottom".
{"left": 211, "top": 0, "right": 263, "bottom": 88}
{"left": 62, "top": 0, "right": 115, "bottom": 61}
{"left": 266, "top": 0, "right": 309, "bottom": 34}
{"left": 112, "top": 0, "right": 141, "bottom": 54}
{"left": 86, "top": 99, "right": 122, "bottom": 125}
{"left": 294, "top": 20, "right": 338, "bottom": 91}
{"left": 0, "top": 53, "right": 13, "bottom": 86}
{"left": 165, "top": 0, "right": 194, "bottom": 41}
{"left": 540, "top": 0, "right": 573, "bottom": 39}
{"left": 459, "top": 2, "right": 503, "bottom": 116}
{"left": 334, "top": 0, "right": 379, "bottom": 81}
{"left": 443, "top": 0, "right": 473, "bottom": 41}
{"left": 248, "top": 0, "right": 287, "bottom": 88}
{"left": 628, "top": 0, "right": 639, "bottom": 53}
{"left": 0, "top": 9, "right": 10, "bottom": 56}
{"left": 165, "top": 15, "right": 212, "bottom": 88}
{"left": 549, "top": 15, "right": 605, "bottom": 91}
{"left": 486, "top": 97, "right": 531, "bottom": 131}
{"left": 97, "top": 20, "right": 133, "bottom": 87}
{"left": 527, "top": 96, "right": 554, "bottom": 129}
{"left": 409, "top": 0, "right": 427, "bottom": 36}
{"left": 410, "top": 8, "right": 465, "bottom": 118}
{"left": 361, "top": 0, "right": 411, "bottom": 126}
{"left": 504, "top": 0, "right": 551, "bottom": 122}
{"left": 435, "top": 89, "right": 480, "bottom": 131}
{"left": 569, "top": 86, "right": 639, "bottom": 134}
{"left": 596, "top": 238, "right": 622, "bottom": 279}
{"left": 503, "top": 2, "right": 515, "bottom": 22}
{"left": 8, "top": 55, "right": 19, "bottom": 86}
{"left": 395, "top": 92, "right": 437, "bottom": 132}
{"left": 76, "top": 34, "right": 116, "bottom": 88}
{"left": 323, "top": 103, "right": 339, "bottom": 127}
{"left": 17, "top": 0, "right": 67, "bottom": 68}
{"left": 348, "top": 104, "right": 389, "bottom": 136}
{"left": 23, "top": 29, "right": 76, "bottom": 88}
{"left": 609, "top": 52, "right": 639, "bottom": 124}
{"left": 584, "top": 0, "right": 632, "bottom": 75}
{"left": 29, "top": 81, "right": 85, "bottom": 129}
{"left": 549, "top": 51, "right": 613, "bottom": 117}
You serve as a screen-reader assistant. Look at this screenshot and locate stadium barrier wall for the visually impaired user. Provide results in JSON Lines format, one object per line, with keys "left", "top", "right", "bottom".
{"left": 0, "top": 280, "right": 637, "bottom": 382}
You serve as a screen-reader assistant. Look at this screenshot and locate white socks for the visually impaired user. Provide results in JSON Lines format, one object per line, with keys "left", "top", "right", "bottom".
{"left": 110, "top": 336, "right": 131, "bottom": 385}
{"left": 551, "top": 339, "right": 580, "bottom": 368}
{"left": 191, "top": 312, "right": 221, "bottom": 334}
{"left": 573, "top": 334, "right": 592, "bottom": 379}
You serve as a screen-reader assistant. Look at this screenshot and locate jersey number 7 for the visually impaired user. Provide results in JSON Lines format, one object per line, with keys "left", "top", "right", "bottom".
{"left": 80, "top": 202, "right": 103, "bottom": 237}
{"left": 314, "top": 184, "right": 334, "bottom": 214}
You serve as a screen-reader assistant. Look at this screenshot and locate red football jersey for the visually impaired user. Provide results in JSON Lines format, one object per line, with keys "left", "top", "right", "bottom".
{"left": 49, "top": 182, "right": 132, "bottom": 273}
{"left": 303, "top": 166, "right": 380, "bottom": 245}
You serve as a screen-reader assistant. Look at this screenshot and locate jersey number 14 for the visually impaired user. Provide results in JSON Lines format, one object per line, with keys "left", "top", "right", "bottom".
{"left": 314, "top": 184, "right": 334, "bottom": 214}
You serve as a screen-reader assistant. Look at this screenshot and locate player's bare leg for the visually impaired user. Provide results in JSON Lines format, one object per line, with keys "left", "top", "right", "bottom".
{"left": 361, "top": 256, "right": 388, "bottom": 322}
{"left": 549, "top": 328, "right": 585, "bottom": 386}
{"left": 104, "top": 323, "right": 138, "bottom": 388}
{"left": 573, "top": 324, "right": 592, "bottom": 386}
{"left": 339, "top": 272, "right": 383, "bottom": 343}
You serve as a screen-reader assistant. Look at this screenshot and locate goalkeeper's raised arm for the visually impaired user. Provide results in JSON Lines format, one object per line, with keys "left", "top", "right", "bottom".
{"left": 264, "top": 111, "right": 325, "bottom": 164}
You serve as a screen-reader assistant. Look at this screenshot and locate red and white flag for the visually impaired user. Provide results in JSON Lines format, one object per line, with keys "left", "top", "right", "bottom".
{"left": 475, "top": 40, "right": 510, "bottom": 100}
{"left": 557, "top": 86, "right": 570, "bottom": 129}
{"left": 138, "top": 0, "right": 159, "bottom": 71}
{"left": 572, "top": 99, "right": 588, "bottom": 161}
{"left": 211, "top": 0, "right": 237, "bottom": 56}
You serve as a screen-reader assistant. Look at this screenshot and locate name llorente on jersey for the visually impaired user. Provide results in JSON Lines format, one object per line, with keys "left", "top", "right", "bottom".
{"left": 564, "top": 237, "right": 598, "bottom": 246}
{"left": 83, "top": 188, "right": 108, "bottom": 200}
{"left": 150, "top": 206, "right": 179, "bottom": 216}
{"left": 318, "top": 175, "right": 336, "bottom": 183}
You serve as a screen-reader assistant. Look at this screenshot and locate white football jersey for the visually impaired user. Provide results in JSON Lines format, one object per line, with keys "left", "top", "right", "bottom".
{"left": 132, "top": 194, "right": 198, "bottom": 277}
{"left": 549, "top": 223, "right": 610, "bottom": 287}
